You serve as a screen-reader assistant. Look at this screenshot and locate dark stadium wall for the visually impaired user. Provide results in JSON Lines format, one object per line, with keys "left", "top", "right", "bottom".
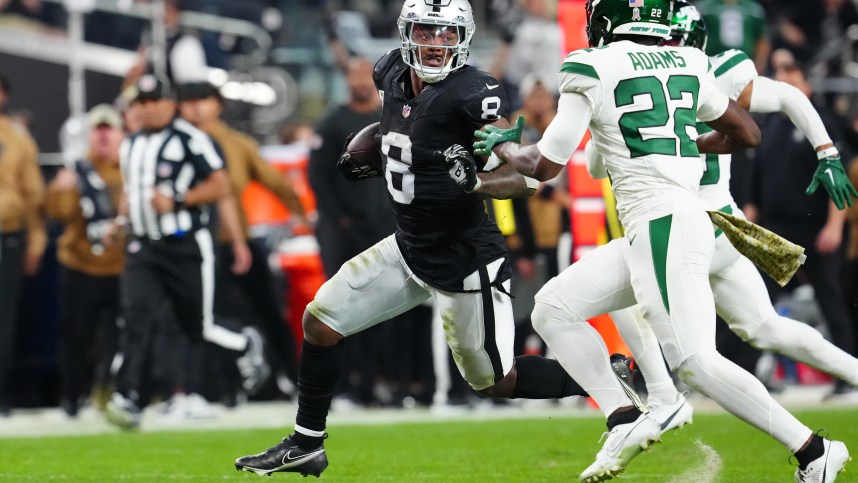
{"left": 0, "top": 52, "right": 124, "bottom": 153}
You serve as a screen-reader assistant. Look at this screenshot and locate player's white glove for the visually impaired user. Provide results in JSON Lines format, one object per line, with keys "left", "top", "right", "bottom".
{"left": 436, "top": 144, "right": 481, "bottom": 193}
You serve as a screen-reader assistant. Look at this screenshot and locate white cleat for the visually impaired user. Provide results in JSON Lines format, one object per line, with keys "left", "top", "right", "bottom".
{"left": 579, "top": 412, "right": 661, "bottom": 482}
{"left": 795, "top": 439, "right": 850, "bottom": 483}
{"left": 649, "top": 393, "right": 694, "bottom": 438}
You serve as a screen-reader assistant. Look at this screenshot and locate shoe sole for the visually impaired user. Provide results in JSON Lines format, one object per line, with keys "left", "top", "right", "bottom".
{"left": 105, "top": 405, "right": 139, "bottom": 431}
{"left": 580, "top": 435, "right": 661, "bottom": 482}
{"left": 235, "top": 453, "right": 328, "bottom": 478}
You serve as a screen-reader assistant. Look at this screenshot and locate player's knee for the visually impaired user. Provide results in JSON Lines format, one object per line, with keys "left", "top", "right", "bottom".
{"left": 531, "top": 302, "right": 581, "bottom": 339}
{"left": 301, "top": 310, "right": 343, "bottom": 347}
{"left": 722, "top": 309, "right": 767, "bottom": 347}
{"left": 476, "top": 368, "right": 516, "bottom": 399}
{"left": 674, "top": 351, "right": 724, "bottom": 390}
{"left": 752, "top": 313, "right": 819, "bottom": 353}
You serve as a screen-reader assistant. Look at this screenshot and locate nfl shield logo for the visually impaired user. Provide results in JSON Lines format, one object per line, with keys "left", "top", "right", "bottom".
{"left": 632, "top": 7, "right": 642, "bottom": 19}
{"left": 402, "top": 105, "right": 411, "bottom": 118}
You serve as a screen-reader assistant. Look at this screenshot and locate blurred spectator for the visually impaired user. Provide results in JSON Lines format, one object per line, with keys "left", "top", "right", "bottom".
{"left": 769, "top": 0, "right": 858, "bottom": 65}
{"left": 503, "top": 74, "right": 570, "bottom": 356}
{"left": 176, "top": 81, "right": 306, "bottom": 394}
{"left": 490, "top": 0, "right": 564, "bottom": 110}
{"left": 7, "top": 108, "right": 35, "bottom": 136}
{"left": 307, "top": 57, "right": 399, "bottom": 406}
{"left": 45, "top": 104, "right": 125, "bottom": 417}
{"left": 696, "top": 0, "right": 770, "bottom": 72}
{"left": 847, "top": 158, "right": 858, "bottom": 367}
{"left": 0, "top": 0, "right": 65, "bottom": 29}
{"left": 0, "top": 72, "right": 46, "bottom": 417}
{"left": 745, "top": 53, "right": 857, "bottom": 399}
{"left": 279, "top": 120, "right": 318, "bottom": 146}
{"left": 124, "top": 0, "right": 211, "bottom": 90}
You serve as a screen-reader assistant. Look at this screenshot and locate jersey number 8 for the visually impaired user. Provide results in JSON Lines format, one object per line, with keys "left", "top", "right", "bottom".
{"left": 382, "top": 132, "right": 415, "bottom": 204}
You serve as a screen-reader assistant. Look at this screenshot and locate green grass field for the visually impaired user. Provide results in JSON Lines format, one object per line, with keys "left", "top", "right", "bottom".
{"left": 1, "top": 408, "right": 857, "bottom": 482}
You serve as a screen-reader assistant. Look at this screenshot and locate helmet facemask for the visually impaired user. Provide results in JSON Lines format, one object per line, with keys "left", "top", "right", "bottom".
{"left": 397, "top": 0, "right": 476, "bottom": 83}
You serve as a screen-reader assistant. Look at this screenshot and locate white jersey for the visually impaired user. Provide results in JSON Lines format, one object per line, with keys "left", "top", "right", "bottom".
{"left": 542, "top": 41, "right": 729, "bottom": 230}
{"left": 697, "top": 49, "right": 757, "bottom": 211}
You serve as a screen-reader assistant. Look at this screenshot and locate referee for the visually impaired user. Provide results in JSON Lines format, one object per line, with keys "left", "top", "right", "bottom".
{"left": 106, "top": 75, "right": 265, "bottom": 428}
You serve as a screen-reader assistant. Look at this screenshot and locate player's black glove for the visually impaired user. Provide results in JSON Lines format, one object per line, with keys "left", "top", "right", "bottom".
{"left": 435, "top": 144, "right": 481, "bottom": 193}
{"left": 337, "top": 152, "right": 380, "bottom": 181}
{"left": 336, "top": 132, "right": 381, "bottom": 182}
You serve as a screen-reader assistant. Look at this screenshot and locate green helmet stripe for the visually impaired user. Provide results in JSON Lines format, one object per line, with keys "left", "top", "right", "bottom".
{"left": 561, "top": 61, "right": 600, "bottom": 80}
{"left": 713, "top": 51, "right": 751, "bottom": 78}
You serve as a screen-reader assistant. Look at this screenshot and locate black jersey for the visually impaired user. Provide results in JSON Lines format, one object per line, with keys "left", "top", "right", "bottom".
{"left": 372, "top": 50, "right": 512, "bottom": 292}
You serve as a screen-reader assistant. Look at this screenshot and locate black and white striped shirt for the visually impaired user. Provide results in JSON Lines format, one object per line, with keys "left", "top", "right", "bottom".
{"left": 120, "top": 118, "right": 223, "bottom": 239}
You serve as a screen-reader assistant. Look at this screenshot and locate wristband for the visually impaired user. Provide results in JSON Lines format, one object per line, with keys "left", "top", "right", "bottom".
{"left": 467, "top": 176, "right": 482, "bottom": 193}
{"left": 483, "top": 152, "right": 504, "bottom": 172}
{"left": 817, "top": 147, "right": 839, "bottom": 160}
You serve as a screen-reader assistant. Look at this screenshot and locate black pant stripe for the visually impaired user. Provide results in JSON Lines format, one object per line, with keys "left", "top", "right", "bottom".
{"left": 478, "top": 267, "right": 504, "bottom": 382}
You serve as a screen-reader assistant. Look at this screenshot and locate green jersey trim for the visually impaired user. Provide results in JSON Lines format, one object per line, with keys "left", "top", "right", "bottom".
{"left": 713, "top": 51, "right": 751, "bottom": 78}
{"left": 561, "top": 61, "right": 600, "bottom": 80}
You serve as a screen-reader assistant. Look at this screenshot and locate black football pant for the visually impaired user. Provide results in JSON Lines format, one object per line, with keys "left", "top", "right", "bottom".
{"left": 58, "top": 267, "right": 120, "bottom": 406}
{"left": 0, "top": 232, "right": 24, "bottom": 410}
{"left": 215, "top": 240, "right": 298, "bottom": 380}
{"left": 118, "top": 233, "right": 210, "bottom": 403}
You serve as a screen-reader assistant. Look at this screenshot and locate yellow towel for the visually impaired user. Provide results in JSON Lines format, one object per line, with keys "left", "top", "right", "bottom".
{"left": 707, "top": 211, "right": 806, "bottom": 287}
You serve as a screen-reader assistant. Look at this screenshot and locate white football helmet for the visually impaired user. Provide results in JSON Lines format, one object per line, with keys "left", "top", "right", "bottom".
{"left": 397, "top": 0, "right": 476, "bottom": 83}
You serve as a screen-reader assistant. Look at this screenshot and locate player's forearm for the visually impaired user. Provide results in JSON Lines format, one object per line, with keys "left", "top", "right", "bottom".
{"left": 493, "top": 143, "right": 556, "bottom": 181}
{"left": 474, "top": 163, "right": 537, "bottom": 199}
{"left": 700, "top": 100, "right": 761, "bottom": 153}
{"left": 696, "top": 131, "right": 750, "bottom": 154}
{"left": 749, "top": 77, "right": 833, "bottom": 149}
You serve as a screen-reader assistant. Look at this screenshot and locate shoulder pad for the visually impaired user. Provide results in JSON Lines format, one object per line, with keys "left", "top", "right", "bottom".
{"left": 710, "top": 49, "right": 752, "bottom": 77}
{"left": 559, "top": 50, "right": 600, "bottom": 95}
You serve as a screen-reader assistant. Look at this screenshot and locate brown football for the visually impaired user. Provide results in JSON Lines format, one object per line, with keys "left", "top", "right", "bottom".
{"left": 345, "top": 122, "right": 383, "bottom": 173}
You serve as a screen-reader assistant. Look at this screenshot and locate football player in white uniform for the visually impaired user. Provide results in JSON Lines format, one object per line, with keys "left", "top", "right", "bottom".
{"left": 604, "top": 0, "right": 858, "bottom": 456}
{"left": 473, "top": 1, "right": 852, "bottom": 481}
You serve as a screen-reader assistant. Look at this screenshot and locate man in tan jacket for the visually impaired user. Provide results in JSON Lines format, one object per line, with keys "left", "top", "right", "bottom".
{"left": 0, "top": 73, "right": 46, "bottom": 417}
{"left": 46, "top": 104, "right": 125, "bottom": 417}
{"left": 177, "top": 82, "right": 305, "bottom": 393}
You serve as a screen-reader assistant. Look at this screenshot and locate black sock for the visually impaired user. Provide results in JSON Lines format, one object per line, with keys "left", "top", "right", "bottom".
{"left": 795, "top": 435, "right": 824, "bottom": 470}
{"left": 606, "top": 407, "right": 642, "bottom": 430}
{"left": 293, "top": 339, "right": 345, "bottom": 449}
{"left": 511, "top": 355, "right": 589, "bottom": 399}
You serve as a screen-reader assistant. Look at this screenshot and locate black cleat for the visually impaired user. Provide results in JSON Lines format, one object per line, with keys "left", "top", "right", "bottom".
{"left": 610, "top": 353, "right": 647, "bottom": 406}
{"left": 235, "top": 435, "right": 328, "bottom": 477}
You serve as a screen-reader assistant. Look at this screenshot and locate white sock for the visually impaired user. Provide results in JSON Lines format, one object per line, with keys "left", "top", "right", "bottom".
{"left": 532, "top": 302, "right": 632, "bottom": 417}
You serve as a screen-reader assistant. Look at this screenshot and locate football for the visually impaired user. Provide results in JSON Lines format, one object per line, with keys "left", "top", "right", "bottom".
{"left": 345, "top": 121, "right": 383, "bottom": 174}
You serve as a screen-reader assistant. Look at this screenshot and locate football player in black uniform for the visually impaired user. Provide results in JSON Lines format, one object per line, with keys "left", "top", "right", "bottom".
{"left": 234, "top": 0, "right": 589, "bottom": 477}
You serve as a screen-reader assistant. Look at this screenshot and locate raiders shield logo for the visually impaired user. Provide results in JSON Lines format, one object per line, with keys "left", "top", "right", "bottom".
{"left": 402, "top": 105, "right": 411, "bottom": 118}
